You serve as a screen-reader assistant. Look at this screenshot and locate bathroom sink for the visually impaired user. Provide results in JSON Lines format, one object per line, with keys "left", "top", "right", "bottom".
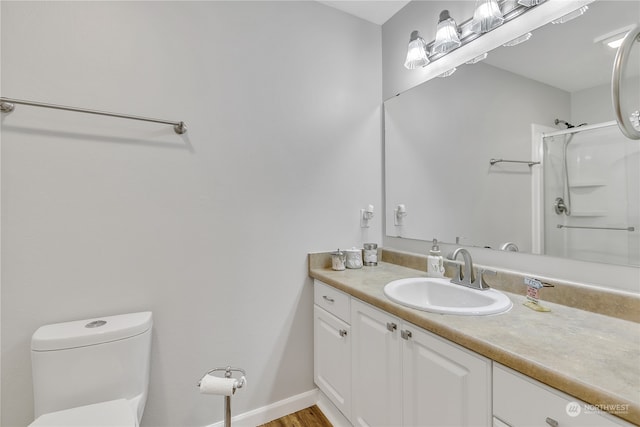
{"left": 383, "top": 277, "right": 512, "bottom": 316}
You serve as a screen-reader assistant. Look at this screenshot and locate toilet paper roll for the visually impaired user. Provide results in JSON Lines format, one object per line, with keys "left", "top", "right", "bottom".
{"left": 199, "top": 375, "right": 237, "bottom": 396}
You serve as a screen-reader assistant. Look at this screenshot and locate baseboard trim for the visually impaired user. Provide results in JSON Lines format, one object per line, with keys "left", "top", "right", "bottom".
{"left": 204, "top": 388, "right": 319, "bottom": 427}
{"left": 316, "top": 391, "right": 352, "bottom": 427}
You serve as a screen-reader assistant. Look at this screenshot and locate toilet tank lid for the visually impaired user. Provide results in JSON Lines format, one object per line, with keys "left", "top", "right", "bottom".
{"left": 32, "top": 311, "right": 153, "bottom": 351}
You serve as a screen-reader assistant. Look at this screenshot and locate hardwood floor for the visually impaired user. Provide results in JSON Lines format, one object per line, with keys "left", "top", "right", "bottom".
{"left": 258, "top": 405, "right": 332, "bottom": 427}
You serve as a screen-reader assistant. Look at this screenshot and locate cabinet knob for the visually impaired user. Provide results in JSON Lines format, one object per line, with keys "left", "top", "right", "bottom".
{"left": 545, "top": 417, "right": 559, "bottom": 427}
{"left": 322, "top": 295, "right": 335, "bottom": 303}
{"left": 401, "top": 330, "right": 412, "bottom": 340}
{"left": 386, "top": 322, "right": 398, "bottom": 332}
{"left": 339, "top": 329, "right": 348, "bottom": 337}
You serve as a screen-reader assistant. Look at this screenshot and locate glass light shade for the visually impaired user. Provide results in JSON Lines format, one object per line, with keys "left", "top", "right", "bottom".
{"left": 503, "top": 32, "right": 532, "bottom": 47}
{"left": 466, "top": 52, "right": 488, "bottom": 64}
{"left": 432, "top": 10, "right": 461, "bottom": 55}
{"left": 404, "top": 30, "right": 429, "bottom": 69}
{"left": 551, "top": 5, "right": 588, "bottom": 24}
{"left": 437, "top": 68, "right": 457, "bottom": 78}
{"left": 471, "top": 0, "right": 504, "bottom": 34}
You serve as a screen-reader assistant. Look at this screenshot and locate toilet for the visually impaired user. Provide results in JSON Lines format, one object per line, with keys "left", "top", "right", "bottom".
{"left": 29, "top": 311, "right": 153, "bottom": 427}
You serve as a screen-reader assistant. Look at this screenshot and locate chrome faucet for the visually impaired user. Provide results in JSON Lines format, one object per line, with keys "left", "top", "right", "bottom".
{"left": 448, "top": 248, "right": 493, "bottom": 290}
{"left": 500, "top": 242, "right": 519, "bottom": 252}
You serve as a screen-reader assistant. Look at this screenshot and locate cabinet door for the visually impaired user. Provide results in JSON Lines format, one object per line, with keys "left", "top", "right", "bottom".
{"left": 351, "top": 299, "right": 402, "bottom": 427}
{"left": 402, "top": 324, "right": 491, "bottom": 427}
{"left": 314, "top": 305, "right": 351, "bottom": 421}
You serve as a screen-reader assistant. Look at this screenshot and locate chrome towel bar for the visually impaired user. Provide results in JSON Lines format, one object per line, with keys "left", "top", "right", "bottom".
{"left": 0, "top": 97, "right": 187, "bottom": 134}
{"left": 490, "top": 158, "right": 540, "bottom": 167}
{"left": 557, "top": 224, "right": 635, "bottom": 232}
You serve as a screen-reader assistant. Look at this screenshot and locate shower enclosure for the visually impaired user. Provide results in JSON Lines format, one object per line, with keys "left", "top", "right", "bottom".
{"left": 542, "top": 122, "right": 639, "bottom": 266}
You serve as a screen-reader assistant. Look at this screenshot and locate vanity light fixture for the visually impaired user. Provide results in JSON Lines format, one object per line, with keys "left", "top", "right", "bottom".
{"left": 471, "top": 0, "right": 504, "bottom": 34}
{"left": 402, "top": 0, "right": 544, "bottom": 72}
{"left": 551, "top": 5, "right": 588, "bottom": 24}
{"left": 503, "top": 32, "right": 532, "bottom": 47}
{"left": 432, "top": 10, "right": 462, "bottom": 55}
{"left": 404, "top": 31, "right": 429, "bottom": 69}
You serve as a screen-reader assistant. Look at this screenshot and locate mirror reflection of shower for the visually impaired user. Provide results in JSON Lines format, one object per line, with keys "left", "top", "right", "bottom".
{"left": 542, "top": 121, "right": 639, "bottom": 266}
{"left": 553, "top": 119, "right": 588, "bottom": 216}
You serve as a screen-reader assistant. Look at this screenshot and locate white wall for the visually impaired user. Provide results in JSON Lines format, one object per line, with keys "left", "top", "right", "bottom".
{"left": 571, "top": 82, "right": 616, "bottom": 125}
{"left": 571, "top": 78, "right": 640, "bottom": 126}
{"left": 0, "top": 2, "right": 382, "bottom": 426}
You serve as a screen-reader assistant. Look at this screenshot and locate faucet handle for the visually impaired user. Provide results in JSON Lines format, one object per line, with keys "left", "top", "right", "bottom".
{"left": 473, "top": 268, "right": 496, "bottom": 290}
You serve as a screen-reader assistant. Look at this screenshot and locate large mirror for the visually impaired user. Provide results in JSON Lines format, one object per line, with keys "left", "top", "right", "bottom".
{"left": 385, "top": 0, "right": 640, "bottom": 267}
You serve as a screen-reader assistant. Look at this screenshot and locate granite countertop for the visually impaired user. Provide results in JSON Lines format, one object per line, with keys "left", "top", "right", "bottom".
{"left": 309, "top": 259, "right": 640, "bottom": 425}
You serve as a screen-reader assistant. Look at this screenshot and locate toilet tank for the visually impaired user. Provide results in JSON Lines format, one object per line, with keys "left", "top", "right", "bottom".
{"left": 31, "top": 312, "right": 153, "bottom": 420}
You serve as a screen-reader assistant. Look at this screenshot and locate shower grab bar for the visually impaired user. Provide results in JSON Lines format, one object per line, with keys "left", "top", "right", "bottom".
{"left": 0, "top": 97, "right": 187, "bottom": 134}
{"left": 490, "top": 158, "right": 540, "bottom": 167}
{"left": 557, "top": 224, "right": 635, "bottom": 232}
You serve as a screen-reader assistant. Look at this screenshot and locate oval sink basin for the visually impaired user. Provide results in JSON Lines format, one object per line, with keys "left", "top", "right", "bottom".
{"left": 383, "top": 277, "right": 512, "bottom": 316}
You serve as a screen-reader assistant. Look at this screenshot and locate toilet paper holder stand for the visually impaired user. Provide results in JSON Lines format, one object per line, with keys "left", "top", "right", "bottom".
{"left": 197, "top": 366, "right": 246, "bottom": 390}
{"left": 197, "top": 366, "right": 246, "bottom": 427}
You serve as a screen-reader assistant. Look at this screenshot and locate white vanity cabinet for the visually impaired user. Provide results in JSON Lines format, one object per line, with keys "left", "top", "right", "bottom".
{"left": 493, "top": 364, "right": 633, "bottom": 427}
{"left": 314, "top": 281, "right": 352, "bottom": 420}
{"left": 350, "top": 298, "right": 403, "bottom": 427}
{"left": 402, "top": 323, "right": 492, "bottom": 426}
{"left": 350, "top": 298, "right": 492, "bottom": 427}
{"left": 313, "top": 280, "right": 634, "bottom": 427}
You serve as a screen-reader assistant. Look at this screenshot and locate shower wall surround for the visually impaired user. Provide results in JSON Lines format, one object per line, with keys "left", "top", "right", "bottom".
{"left": 0, "top": 2, "right": 382, "bottom": 426}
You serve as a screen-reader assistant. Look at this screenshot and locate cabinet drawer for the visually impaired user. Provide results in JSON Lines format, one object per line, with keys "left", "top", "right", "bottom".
{"left": 494, "top": 364, "right": 630, "bottom": 427}
{"left": 314, "top": 280, "right": 350, "bottom": 323}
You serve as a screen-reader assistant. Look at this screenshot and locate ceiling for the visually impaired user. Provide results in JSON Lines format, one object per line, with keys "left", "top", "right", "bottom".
{"left": 484, "top": 1, "right": 639, "bottom": 93}
{"left": 316, "top": 0, "right": 410, "bottom": 25}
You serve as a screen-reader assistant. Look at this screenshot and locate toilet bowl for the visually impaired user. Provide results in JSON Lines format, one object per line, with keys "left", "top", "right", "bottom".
{"left": 29, "top": 312, "right": 153, "bottom": 427}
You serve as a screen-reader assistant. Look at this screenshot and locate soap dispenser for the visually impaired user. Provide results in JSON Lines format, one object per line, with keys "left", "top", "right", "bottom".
{"left": 427, "top": 239, "right": 445, "bottom": 278}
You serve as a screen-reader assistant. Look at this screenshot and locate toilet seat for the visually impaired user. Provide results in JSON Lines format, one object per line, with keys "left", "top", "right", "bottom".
{"left": 29, "top": 399, "right": 138, "bottom": 427}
